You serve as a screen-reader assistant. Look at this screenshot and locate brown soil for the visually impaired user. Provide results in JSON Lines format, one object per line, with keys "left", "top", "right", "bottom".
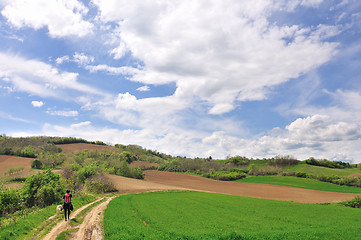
{"left": 72, "top": 197, "right": 115, "bottom": 240}
{"left": 57, "top": 143, "right": 118, "bottom": 153}
{"left": 143, "top": 170, "right": 360, "bottom": 203}
{"left": 130, "top": 161, "right": 159, "bottom": 169}
{"left": 0, "top": 155, "right": 33, "bottom": 176}
{"left": 105, "top": 174, "right": 189, "bottom": 193}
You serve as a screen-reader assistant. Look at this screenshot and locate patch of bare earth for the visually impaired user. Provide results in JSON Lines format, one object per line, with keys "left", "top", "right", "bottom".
{"left": 57, "top": 143, "right": 118, "bottom": 154}
{"left": 72, "top": 197, "right": 115, "bottom": 240}
{"left": 105, "top": 174, "right": 189, "bottom": 193}
{"left": 43, "top": 198, "right": 103, "bottom": 240}
{"left": 144, "top": 170, "right": 361, "bottom": 203}
{"left": 0, "top": 155, "right": 33, "bottom": 176}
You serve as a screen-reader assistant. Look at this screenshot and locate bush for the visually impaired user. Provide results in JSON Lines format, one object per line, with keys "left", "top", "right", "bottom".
{"left": 0, "top": 186, "right": 22, "bottom": 216}
{"left": 228, "top": 156, "right": 250, "bottom": 166}
{"left": 305, "top": 157, "right": 351, "bottom": 169}
{"left": 110, "top": 161, "right": 144, "bottom": 179}
{"left": 269, "top": 155, "right": 299, "bottom": 166}
{"left": 84, "top": 175, "right": 117, "bottom": 193}
{"left": 31, "top": 159, "right": 43, "bottom": 169}
{"left": 342, "top": 196, "right": 361, "bottom": 208}
{"left": 77, "top": 166, "right": 96, "bottom": 183}
{"left": 22, "top": 170, "right": 65, "bottom": 207}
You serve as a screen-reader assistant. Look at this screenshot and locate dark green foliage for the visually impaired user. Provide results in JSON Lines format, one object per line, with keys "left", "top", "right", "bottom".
{"left": 110, "top": 160, "right": 144, "bottom": 179}
{"left": 305, "top": 157, "right": 352, "bottom": 169}
{"left": 77, "top": 166, "right": 96, "bottom": 183}
{"left": 31, "top": 159, "right": 43, "bottom": 169}
{"left": 0, "top": 136, "right": 59, "bottom": 157}
{"left": 342, "top": 196, "right": 361, "bottom": 208}
{"left": 84, "top": 175, "right": 117, "bottom": 193}
{"left": 268, "top": 155, "right": 299, "bottom": 166}
{"left": 0, "top": 186, "right": 22, "bottom": 216}
{"left": 22, "top": 170, "right": 65, "bottom": 207}
{"left": 228, "top": 156, "right": 250, "bottom": 166}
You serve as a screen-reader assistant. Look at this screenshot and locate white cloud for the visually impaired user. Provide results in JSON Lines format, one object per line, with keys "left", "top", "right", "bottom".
{"left": 0, "top": 52, "right": 104, "bottom": 99}
{"left": 136, "top": 86, "right": 150, "bottom": 92}
{"left": 11, "top": 113, "right": 361, "bottom": 162}
{"left": 93, "top": 0, "right": 338, "bottom": 115}
{"left": 46, "top": 110, "right": 79, "bottom": 117}
{"left": 73, "top": 52, "right": 94, "bottom": 65}
{"left": 31, "top": 101, "right": 44, "bottom": 108}
{"left": 1, "top": 0, "right": 93, "bottom": 38}
{"left": 56, "top": 55, "right": 70, "bottom": 65}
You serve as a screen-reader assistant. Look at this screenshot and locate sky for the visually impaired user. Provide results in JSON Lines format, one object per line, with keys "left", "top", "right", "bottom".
{"left": 0, "top": 0, "right": 361, "bottom": 162}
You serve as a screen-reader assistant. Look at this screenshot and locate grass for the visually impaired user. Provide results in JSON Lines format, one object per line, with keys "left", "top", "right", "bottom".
{"left": 0, "top": 195, "right": 96, "bottom": 240}
{"left": 284, "top": 162, "right": 361, "bottom": 177}
{"left": 104, "top": 191, "right": 361, "bottom": 240}
{"left": 235, "top": 175, "right": 361, "bottom": 193}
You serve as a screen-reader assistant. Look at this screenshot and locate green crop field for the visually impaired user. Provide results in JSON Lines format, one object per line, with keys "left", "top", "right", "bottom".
{"left": 104, "top": 191, "right": 361, "bottom": 239}
{"left": 235, "top": 175, "right": 361, "bottom": 193}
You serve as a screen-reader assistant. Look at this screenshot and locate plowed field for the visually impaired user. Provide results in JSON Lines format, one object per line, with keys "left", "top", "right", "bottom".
{"left": 143, "top": 170, "right": 360, "bottom": 203}
{"left": 0, "top": 155, "right": 33, "bottom": 176}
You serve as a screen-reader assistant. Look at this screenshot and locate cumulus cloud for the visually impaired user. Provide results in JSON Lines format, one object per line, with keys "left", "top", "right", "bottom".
{"left": 55, "top": 55, "right": 70, "bottom": 65}
{"left": 93, "top": 0, "right": 338, "bottom": 115}
{"left": 11, "top": 113, "right": 361, "bottom": 162}
{"left": 31, "top": 101, "right": 44, "bottom": 108}
{"left": 1, "top": 0, "right": 93, "bottom": 38}
{"left": 0, "top": 52, "right": 104, "bottom": 99}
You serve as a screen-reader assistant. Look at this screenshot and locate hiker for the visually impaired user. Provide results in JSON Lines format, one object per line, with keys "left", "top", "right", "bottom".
{"left": 63, "top": 190, "right": 73, "bottom": 221}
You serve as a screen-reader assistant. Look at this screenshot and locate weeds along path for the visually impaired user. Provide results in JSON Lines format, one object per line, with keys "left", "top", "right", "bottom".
{"left": 71, "top": 197, "right": 115, "bottom": 240}
{"left": 43, "top": 198, "right": 104, "bottom": 240}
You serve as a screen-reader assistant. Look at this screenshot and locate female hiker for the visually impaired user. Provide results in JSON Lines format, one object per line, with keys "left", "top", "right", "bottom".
{"left": 63, "top": 190, "right": 73, "bottom": 221}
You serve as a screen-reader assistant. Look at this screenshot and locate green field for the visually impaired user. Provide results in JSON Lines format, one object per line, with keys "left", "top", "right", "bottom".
{"left": 104, "top": 191, "right": 361, "bottom": 239}
{"left": 235, "top": 175, "right": 361, "bottom": 193}
{"left": 283, "top": 163, "right": 361, "bottom": 177}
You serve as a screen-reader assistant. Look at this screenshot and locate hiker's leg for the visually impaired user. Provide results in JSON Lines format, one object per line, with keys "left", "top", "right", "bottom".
{"left": 64, "top": 207, "right": 67, "bottom": 220}
{"left": 68, "top": 209, "right": 71, "bottom": 220}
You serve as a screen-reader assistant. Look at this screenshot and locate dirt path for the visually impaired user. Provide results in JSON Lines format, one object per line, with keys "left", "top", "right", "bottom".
{"left": 42, "top": 198, "right": 103, "bottom": 240}
{"left": 71, "top": 197, "right": 115, "bottom": 240}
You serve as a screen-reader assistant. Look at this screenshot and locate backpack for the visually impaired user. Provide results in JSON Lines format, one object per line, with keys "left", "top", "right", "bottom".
{"left": 64, "top": 194, "right": 71, "bottom": 203}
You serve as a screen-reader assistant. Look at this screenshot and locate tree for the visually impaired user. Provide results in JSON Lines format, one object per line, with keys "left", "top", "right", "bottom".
{"left": 22, "top": 170, "right": 65, "bottom": 207}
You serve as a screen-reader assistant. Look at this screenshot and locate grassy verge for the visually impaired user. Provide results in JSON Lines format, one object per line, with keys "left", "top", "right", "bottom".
{"left": 235, "top": 175, "right": 361, "bottom": 193}
{"left": 104, "top": 191, "right": 361, "bottom": 239}
{"left": 0, "top": 195, "right": 96, "bottom": 240}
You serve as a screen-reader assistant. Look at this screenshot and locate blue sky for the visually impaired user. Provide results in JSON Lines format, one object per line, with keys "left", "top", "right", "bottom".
{"left": 1, "top": 0, "right": 361, "bottom": 162}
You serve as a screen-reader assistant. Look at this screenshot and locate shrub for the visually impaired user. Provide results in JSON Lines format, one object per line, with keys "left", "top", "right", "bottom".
{"left": 111, "top": 161, "right": 144, "bottom": 179}
{"left": 22, "top": 170, "right": 65, "bottom": 207}
{"left": 269, "top": 155, "right": 299, "bottom": 166}
{"left": 0, "top": 186, "right": 22, "bottom": 216}
{"left": 305, "top": 157, "right": 351, "bottom": 169}
{"left": 31, "top": 159, "right": 43, "bottom": 169}
{"left": 228, "top": 156, "right": 250, "bottom": 166}
{"left": 84, "top": 175, "right": 117, "bottom": 193}
{"left": 77, "top": 166, "right": 96, "bottom": 183}
{"left": 342, "top": 196, "right": 361, "bottom": 208}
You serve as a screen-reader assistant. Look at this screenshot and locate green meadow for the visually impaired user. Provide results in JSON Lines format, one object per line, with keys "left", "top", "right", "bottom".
{"left": 104, "top": 191, "right": 361, "bottom": 240}
{"left": 235, "top": 175, "right": 361, "bottom": 193}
